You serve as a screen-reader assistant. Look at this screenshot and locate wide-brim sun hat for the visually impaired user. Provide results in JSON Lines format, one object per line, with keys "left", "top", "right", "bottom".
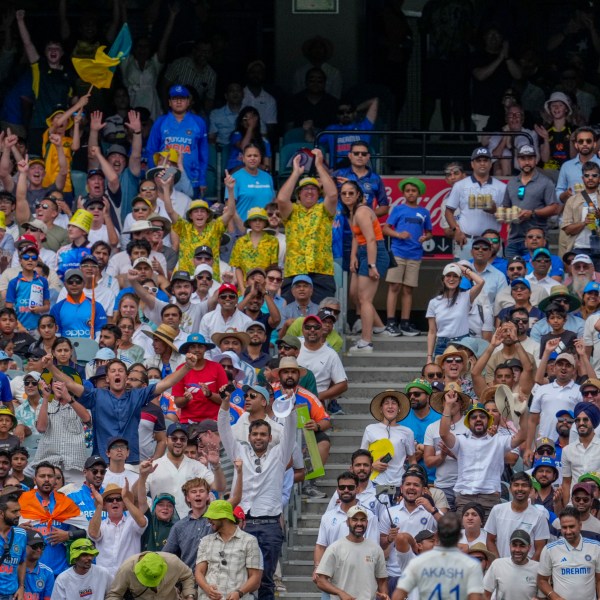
{"left": 143, "top": 324, "right": 179, "bottom": 353}
{"left": 494, "top": 384, "right": 528, "bottom": 424}
{"left": 435, "top": 345, "right": 469, "bottom": 375}
{"left": 186, "top": 199, "right": 213, "bottom": 222}
{"left": 146, "top": 165, "right": 182, "bottom": 184}
{"left": 134, "top": 552, "right": 169, "bottom": 587}
{"left": 429, "top": 382, "right": 471, "bottom": 415}
{"left": 538, "top": 285, "right": 581, "bottom": 313}
{"left": 369, "top": 390, "right": 410, "bottom": 423}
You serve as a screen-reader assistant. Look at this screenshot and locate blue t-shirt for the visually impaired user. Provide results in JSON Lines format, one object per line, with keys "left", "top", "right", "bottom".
{"left": 0, "top": 526, "right": 27, "bottom": 595}
{"left": 6, "top": 273, "right": 50, "bottom": 331}
{"left": 401, "top": 409, "right": 442, "bottom": 483}
{"left": 0, "top": 372, "right": 13, "bottom": 404}
{"left": 50, "top": 296, "right": 108, "bottom": 339}
{"left": 56, "top": 245, "right": 91, "bottom": 281}
{"left": 225, "top": 168, "right": 275, "bottom": 221}
{"left": 68, "top": 484, "right": 106, "bottom": 522}
{"left": 387, "top": 203, "right": 433, "bottom": 260}
{"left": 79, "top": 383, "right": 157, "bottom": 462}
{"left": 25, "top": 562, "right": 54, "bottom": 600}
{"left": 333, "top": 166, "right": 388, "bottom": 210}
{"left": 522, "top": 251, "right": 564, "bottom": 278}
{"left": 320, "top": 117, "right": 374, "bottom": 164}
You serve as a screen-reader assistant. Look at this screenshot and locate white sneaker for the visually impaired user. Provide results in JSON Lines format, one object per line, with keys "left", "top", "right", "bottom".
{"left": 373, "top": 326, "right": 386, "bottom": 334}
{"left": 351, "top": 318, "right": 362, "bottom": 334}
{"left": 349, "top": 341, "right": 373, "bottom": 353}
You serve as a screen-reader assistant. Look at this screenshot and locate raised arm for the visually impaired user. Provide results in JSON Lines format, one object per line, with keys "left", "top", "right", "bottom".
{"left": 50, "top": 133, "right": 68, "bottom": 191}
{"left": 121, "top": 479, "right": 148, "bottom": 528}
{"left": 89, "top": 146, "right": 120, "bottom": 193}
{"left": 128, "top": 268, "right": 158, "bottom": 309}
{"left": 154, "top": 353, "right": 197, "bottom": 396}
{"left": 156, "top": 175, "right": 180, "bottom": 223}
{"left": 43, "top": 355, "right": 85, "bottom": 397}
{"left": 313, "top": 148, "right": 337, "bottom": 216}
{"left": 15, "top": 10, "right": 40, "bottom": 64}
{"left": 439, "top": 390, "right": 460, "bottom": 448}
{"left": 220, "top": 173, "right": 238, "bottom": 228}
{"left": 15, "top": 158, "right": 32, "bottom": 224}
{"left": 0, "top": 132, "right": 17, "bottom": 193}
{"left": 125, "top": 110, "right": 142, "bottom": 177}
{"left": 87, "top": 111, "right": 105, "bottom": 167}
{"left": 276, "top": 154, "right": 305, "bottom": 220}
{"left": 471, "top": 330, "right": 503, "bottom": 397}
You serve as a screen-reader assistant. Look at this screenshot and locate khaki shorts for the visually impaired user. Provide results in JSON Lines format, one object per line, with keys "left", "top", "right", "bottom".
{"left": 385, "top": 257, "right": 421, "bottom": 287}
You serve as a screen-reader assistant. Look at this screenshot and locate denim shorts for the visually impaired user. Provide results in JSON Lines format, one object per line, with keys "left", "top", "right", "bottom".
{"left": 357, "top": 240, "right": 389, "bottom": 278}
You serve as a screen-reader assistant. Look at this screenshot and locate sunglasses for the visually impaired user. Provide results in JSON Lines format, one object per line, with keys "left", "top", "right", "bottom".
{"left": 30, "top": 543, "right": 45, "bottom": 550}
{"left": 584, "top": 173, "right": 600, "bottom": 178}
{"left": 91, "top": 468, "right": 106, "bottom": 475}
{"left": 267, "top": 276, "right": 282, "bottom": 283}
{"left": 444, "top": 168, "right": 461, "bottom": 177}
{"left": 507, "top": 266, "right": 524, "bottom": 272}
{"left": 582, "top": 389, "right": 599, "bottom": 397}
{"left": 338, "top": 484, "right": 356, "bottom": 491}
{"left": 578, "top": 138, "right": 594, "bottom": 144}
{"left": 24, "top": 380, "right": 38, "bottom": 386}
{"left": 67, "top": 278, "right": 83, "bottom": 284}
{"left": 255, "top": 458, "right": 262, "bottom": 474}
{"left": 425, "top": 372, "right": 443, "bottom": 379}
{"left": 351, "top": 151, "right": 369, "bottom": 156}
{"left": 219, "top": 293, "right": 237, "bottom": 300}
{"left": 105, "top": 496, "right": 123, "bottom": 503}
{"left": 278, "top": 344, "right": 294, "bottom": 351}
{"left": 20, "top": 254, "right": 38, "bottom": 261}
{"left": 219, "top": 550, "right": 228, "bottom": 565}
{"left": 512, "top": 286, "right": 529, "bottom": 292}
{"left": 511, "top": 317, "right": 529, "bottom": 324}
{"left": 196, "top": 275, "right": 212, "bottom": 281}
{"left": 303, "top": 324, "right": 322, "bottom": 331}
{"left": 36, "top": 203, "right": 52, "bottom": 210}
{"left": 533, "top": 257, "right": 550, "bottom": 263}
{"left": 537, "top": 447, "right": 554, "bottom": 456}
{"left": 408, "top": 391, "right": 426, "bottom": 397}
{"left": 444, "top": 357, "right": 463, "bottom": 364}
{"left": 245, "top": 392, "right": 259, "bottom": 400}
{"left": 170, "top": 435, "right": 188, "bottom": 442}
{"left": 133, "top": 206, "right": 149, "bottom": 212}
{"left": 143, "top": 286, "right": 158, "bottom": 293}
{"left": 472, "top": 245, "right": 490, "bottom": 251}
{"left": 23, "top": 226, "right": 40, "bottom": 233}
{"left": 557, "top": 417, "right": 574, "bottom": 424}
{"left": 140, "top": 187, "right": 156, "bottom": 192}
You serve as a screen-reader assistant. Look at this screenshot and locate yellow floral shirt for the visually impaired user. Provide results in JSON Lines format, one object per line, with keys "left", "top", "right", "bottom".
{"left": 229, "top": 233, "right": 279, "bottom": 278}
{"left": 283, "top": 202, "right": 334, "bottom": 277}
{"left": 173, "top": 217, "right": 225, "bottom": 278}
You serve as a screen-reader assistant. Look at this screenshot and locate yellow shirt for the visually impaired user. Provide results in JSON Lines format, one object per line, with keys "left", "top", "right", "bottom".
{"left": 229, "top": 233, "right": 279, "bottom": 278}
{"left": 283, "top": 202, "right": 334, "bottom": 277}
{"left": 173, "top": 217, "right": 225, "bottom": 278}
{"left": 42, "top": 131, "right": 73, "bottom": 192}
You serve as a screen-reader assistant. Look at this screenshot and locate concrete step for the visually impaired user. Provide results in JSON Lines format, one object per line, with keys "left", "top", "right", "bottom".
{"left": 348, "top": 334, "right": 428, "bottom": 349}
{"left": 298, "top": 512, "right": 327, "bottom": 528}
{"left": 343, "top": 350, "right": 428, "bottom": 367}
{"left": 344, "top": 381, "right": 418, "bottom": 398}
{"left": 285, "top": 546, "right": 315, "bottom": 561}
{"left": 343, "top": 365, "right": 422, "bottom": 382}
{"left": 278, "top": 593, "right": 321, "bottom": 599}
{"left": 280, "top": 576, "right": 320, "bottom": 594}
{"left": 284, "top": 560, "right": 316, "bottom": 577}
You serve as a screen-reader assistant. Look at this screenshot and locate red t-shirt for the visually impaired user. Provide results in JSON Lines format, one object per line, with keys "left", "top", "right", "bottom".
{"left": 172, "top": 360, "right": 229, "bottom": 422}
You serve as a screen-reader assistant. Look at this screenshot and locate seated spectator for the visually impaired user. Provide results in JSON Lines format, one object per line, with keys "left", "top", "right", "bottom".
{"left": 210, "top": 328, "right": 257, "bottom": 387}
{"left": 492, "top": 306, "right": 541, "bottom": 361}
{"left": 10, "top": 225, "right": 58, "bottom": 272}
{"left": 232, "top": 383, "right": 283, "bottom": 446}
{"left": 230, "top": 208, "right": 278, "bottom": 289}
{"left": 56, "top": 209, "right": 92, "bottom": 280}
{"left": 539, "top": 304, "right": 578, "bottom": 357}
{"left": 280, "top": 275, "right": 319, "bottom": 330}
{"left": 199, "top": 283, "right": 252, "bottom": 344}
{"left": 458, "top": 503, "right": 487, "bottom": 549}
{"left": 531, "top": 285, "right": 584, "bottom": 342}
{"left": 67, "top": 454, "right": 107, "bottom": 521}
{"left": 526, "top": 248, "right": 561, "bottom": 294}
{"left": 209, "top": 82, "right": 245, "bottom": 145}
{"left": 494, "top": 256, "right": 548, "bottom": 315}
{"left": 495, "top": 279, "right": 544, "bottom": 329}
{"left": 148, "top": 213, "right": 178, "bottom": 273}
{"left": 225, "top": 108, "right": 272, "bottom": 173}
{"left": 522, "top": 226, "right": 564, "bottom": 280}
{"left": 241, "top": 322, "right": 271, "bottom": 370}
{"left": 566, "top": 254, "right": 600, "bottom": 299}
{"left": 239, "top": 279, "right": 281, "bottom": 352}
{"left": 143, "top": 323, "right": 185, "bottom": 377}
{"left": 242, "top": 60, "right": 278, "bottom": 137}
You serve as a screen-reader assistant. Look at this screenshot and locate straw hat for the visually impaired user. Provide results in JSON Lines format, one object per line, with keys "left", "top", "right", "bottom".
{"left": 142, "top": 323, "right": 179, "bottom": 353}
{"left": 429, "top": 382, "right": 471, "bottom": 414}
{"left": 369, "top": 390, "right": 410, "bottom": 423}
{"left": 435, "top": 345, "right": 469, "bottom": 375}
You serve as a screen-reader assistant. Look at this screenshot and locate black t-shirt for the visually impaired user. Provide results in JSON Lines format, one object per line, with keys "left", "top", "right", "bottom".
{"left": 471, "top": 51, "right": 513, "bottom": 117}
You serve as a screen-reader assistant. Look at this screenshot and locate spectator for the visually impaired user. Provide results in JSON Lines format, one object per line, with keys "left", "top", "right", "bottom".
{"left": 209, "top": 82, "right": 244, "bottom": 145}
{"left": 23, "top": 529, "right": 54, "bottom": 600}
{"left": 444, "top": 147, "right": 507, "bottom": 259}
{"left": 242, "top": 60, "right": 278, "bottom": 137}
{"left": 277, "top": 151, "right": 337, "bottom": 303}
{"left": 494, "top": 258, "right": 548, "bottom": 315}
{"left": 292, "top": 36, "right": 343, "bottom": 99}
{"left": 55, "top": 209, "right": 92, "bottom": 280}
{"left": 526, "top": 248, "right": 561, "bottom": 295}
{"left": 102, "top": 436, "right": 139, "bottom": 489}
{"left": 225, "top": 109, "right": 272, "bottom": 173}
{"left": 531, "top": 285, "right": 584, "bottom": 342}
{"left": 502, "top": 144, "right": 559, "bottom": 257}
{"left": 67, "top": 455, "right": 107, "bottom": 522}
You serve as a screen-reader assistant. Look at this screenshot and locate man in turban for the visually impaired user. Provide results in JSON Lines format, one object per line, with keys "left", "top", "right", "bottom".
{"left": 561, "top": 402, "right": 600, "bottom": 505}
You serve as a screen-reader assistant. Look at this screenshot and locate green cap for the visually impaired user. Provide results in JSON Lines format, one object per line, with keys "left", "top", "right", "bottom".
{"left": 579, "top": 472, "right": 600, "bottom": 488}
{"left": 69, "top": 539, "right": 99, "bottom": 564}
{"left": 398, "top": 177, "right": 426, "bottom": 196}
{"left": 134, "top": 552, "right": 168, "bottom": 587}
{"left": 404, "top": 378, "right": 433, "bottom": 396}
{"left": 204, "top": 499, "right": 236, "bottom": 522}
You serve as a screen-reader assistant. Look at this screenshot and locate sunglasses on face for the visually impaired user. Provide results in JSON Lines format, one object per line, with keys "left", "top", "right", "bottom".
{"left": 425, "top": 372, "right": 443, "bottom": 379}
{"left": 67, "top": 278, "right": 83, "bottom": 284}
{"left": 582, "top": 389, "right": 599, "bottom": 397}
{"left": 303, "top": 324, "right": 322, "bottom": 331}
{"left": 533, "top": 258, "right": 550, "bottom": 263}
{"left": 472, "top": 245, "right": 490, "bottom": 251}
{"left": 196, "top": 275, "right": 212, "bottom": 281}
{"left": 30, "top": 543, "right": 45, "bottom": 550}
{"left": 20, "top": 254, "right": 38, "bottom": 261}
{"left": 351, "top": 151, "right": 369, "bottom": 156}
{"left": 23, "top": 226, "right": 40, "bottom": 233}
{"left": 133, "top": 206, "right": 148, "bottom": 212}
{"left": 584, "top": 173, "right": 600, "bottom": 178}
{"left": 408, "top": 391, "right": 426, "bottom": 397}
{"left": 578, "top": 138, "right": 594, "bottom": 144}
{"left": 24, "top": 380, "right": 38, "bottom": 386}
{"left": 338, "top": 484, "right": 356, "bottom": 491}
{"left": 105, "top": 496, "right": 122, "bottom": 503}
{"left": 219, "top": 293, "right": 237, "bottom": 300}
{"left": 511, "top": 317, "right": 528, "bottom": 324}
{"left": 508, "top": 266, "right": 523, "bottom": 272}
{"left": 444, "top": 169, "right": 461, "bottom": 177}
{"left": 537, "top": 448, "right": 554, "bottom": 456}
{"left": 278, "top": 344, "right": 294, "bottom": 351}
{"left": 140, "top": 187, "right": 156, "bottom": 192}
{"left": 512, "top": 286, "right": 528, "bottom": 292}
{"left": 267, "top": 275, "right": 282, "bottom": 283}
{"left": 143, "top": 286, "right": 158, "bottom": 293}
{"left": 444, "top": 357, "right": 463, "bottom": 364}
{"left": 557, "top": 417, "right": 574, "bottom": 424}
{"left": 170, "top": 435, "right": 188, "bottom": 442}
{"left": 36, "top": 203, "right": 52, "bottom": 210}
{"left": 245, "top": 392, "right": 259, "bottom": 400}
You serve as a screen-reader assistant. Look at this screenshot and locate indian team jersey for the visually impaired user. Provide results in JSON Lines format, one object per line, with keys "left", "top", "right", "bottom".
{"left": 0, "top": 526, "right": 27, "bottom": 595}
{"left": 539, "top": 537, "right": 600, "bottom": 600}
{"left": 396, "top": 546, "right": 484, "bottom": 599}
{"left": 24, "top": 561, "right": 54, "bottom": 600}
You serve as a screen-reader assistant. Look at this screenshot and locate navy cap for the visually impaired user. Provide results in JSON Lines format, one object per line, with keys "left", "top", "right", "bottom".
{"left": 169, "top": 84, "right": 191, "bottom": 98}
{"left": 167, "top": 423, "right": 189, "bottom": 437}
{"left": 471, "top": 147, "right": 492, "bottom": 160}
{"left": 106, "top": 436, "right": 129, "bottom": 450}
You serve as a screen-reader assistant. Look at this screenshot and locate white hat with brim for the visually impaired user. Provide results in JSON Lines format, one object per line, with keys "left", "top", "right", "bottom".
{"left": 494, "top": 384, "right": 528, "bottom": 424}
{"left": 273, "top": 392, "right": 295, "bottom": 419}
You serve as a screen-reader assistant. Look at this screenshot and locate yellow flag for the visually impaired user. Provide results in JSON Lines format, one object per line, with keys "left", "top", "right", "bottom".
{"left": 72, "top": 46, "right": 121, "bottom": 89}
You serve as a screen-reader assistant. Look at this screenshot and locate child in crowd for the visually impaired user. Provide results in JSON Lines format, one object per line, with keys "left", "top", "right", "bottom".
{"left": 539, "top": 304, "right": 577, "bottom": 358}
{"left": 0, "top": 408, "right": 21, "bottom": 453}
{"left": 11, "top": 447, "right": 34, "bottom": 489}
{"left": 382, "top": 178, "right": 432, "bottom": 336}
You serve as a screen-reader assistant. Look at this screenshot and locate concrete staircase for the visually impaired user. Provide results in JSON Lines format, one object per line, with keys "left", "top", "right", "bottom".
{"left": 280, "top": 335, "right": 428, "bottom": 598}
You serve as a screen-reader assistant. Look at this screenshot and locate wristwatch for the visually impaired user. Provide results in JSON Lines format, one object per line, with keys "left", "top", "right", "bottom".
{"left": 368, "top": 263, "right": 376, "bottom": 268}
{"left": 236, "top": 589, "right": 244, "bottom": 598}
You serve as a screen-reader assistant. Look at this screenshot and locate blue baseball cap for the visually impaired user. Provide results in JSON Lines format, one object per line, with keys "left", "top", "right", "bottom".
{"left": 532, "top": 456, "right": 559, "bottom": 478}
{"left": 95, "top": 348, "right": 116, "bottom": 360}
{"left": 292, "top": 274, "right": 313, "bottom": 286}
{"left": 167, "top": 422, "right": 188, "bottom": 437}
{"left": 169, "top": 85, "right": 190, "bottom": 98}
{"left": 556, "top": 409, "right": 575, "bottom": 419}
{"left": 0, "top": 351, "right": 9, "bottom": 361}
{"left": 584, "top": 281, "right": 600, "bottom": 294}
{"left": 179, "top": 333, "right": 216, "bottom": 354}
{"left": 242, "top": 384, "right": 270, "bottom": 403}
{"left": 532, "top": 248, "right": 551, "bottom": 260}
{"left": 510, "top": 277, "right": 531, "bottom": 290}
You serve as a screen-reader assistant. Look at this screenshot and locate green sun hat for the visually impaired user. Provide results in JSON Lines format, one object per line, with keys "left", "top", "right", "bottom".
{"left": 398, "top": 177, "right": 426, "bottom": 196}
{"left": 134, "top": 552, "right": 168, "bottom": 587}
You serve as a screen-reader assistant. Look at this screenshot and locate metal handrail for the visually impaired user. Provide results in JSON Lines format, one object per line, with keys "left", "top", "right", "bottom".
{"left": 315, "top": 129, "right": 535, "bottom": 173}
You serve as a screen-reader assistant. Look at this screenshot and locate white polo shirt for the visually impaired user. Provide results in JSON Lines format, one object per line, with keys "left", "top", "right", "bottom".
{"left": 482, "top": 557, "right": 540, "bottom": 599}
{"left": 396, "top": 546, "right": 484, "bottom": 599}
{"left": 424, "top": 419, "right": 469, "bottom": 489}
{"left": 530, "top": 380, "right": 581, "bottom": 439}
{"left": 539, "top": 536, "right": 600, "bottom": 599}
{"left": 562, "top": 435, "right": 600, "bottom": 489}
{"left": 450, "top": 431, "right": 512, "bottom": 494}
{"left": 90, "top": 513, "right": 147, "bottom": 577}
{"left": 145, "top": 454, "right": 215, "bottom": 517}
{"left": 584, "top": 313, "right": 600, "bottom": 374}
{"left": 445, "top": 175, "right": 506, "bottom": 237}
{"left": 316, "top": 503, "right": 379, "bottom": 548}
{"left": 485, "top": 502, "right": 550, "bottom": 558}
{"left": 379, "top": 501, "right": 438, "bottom": 577}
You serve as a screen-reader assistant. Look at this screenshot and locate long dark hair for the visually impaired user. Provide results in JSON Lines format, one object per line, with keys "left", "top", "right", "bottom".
{"left": 436, "top": 276, "right": 462, "bottom": 307}
{"left": 340, "top": 180, "right": 365, "bottom": 218}
{"left": 234, "top": 107, "right": 266, "bottom": 156}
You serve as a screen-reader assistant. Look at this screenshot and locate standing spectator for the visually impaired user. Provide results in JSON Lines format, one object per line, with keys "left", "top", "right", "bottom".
{"left": 217, "top": 392, "right": 296, "bottom": 598}
{"left": 162, "top": 41, "right": 217, "bottom": 114}
{"left": 426, "top": 263, "right": 484, "bottom": 359}
{"left": 361, "top": 390, "right": 415, "bottom": 486}
{"left": 440, "top": 389, "right": 528, "bottom": 518}
{"left": 445, "top": 147, "right": 507, "bottom": 259}
{"left": 225, "top": 110, "right": 272, "bottom": 173}
{"left": 87, "top": 481, "right": 148, "bottom": 577}
{"left": 342, "top": 180, "right": 389, "bottom": 352}
{"left": 242, "top": 60, "right": 278, "bottom": 137}
{"left": 383, "top": 177, "right": 432, "bottom": 336}
{"left": 51, "top": 539, "right": 113, "bottom": 600}
{"left": 320, "top": 98, "right": 379, "bottom": 168}
{"left": 483, "top": 529, "right": 539, "bottom": 600}
{"left": 67, "top": 455, "right": 107, "bottom": 522}
{"left": 107, "top": 551, "right": 196, "bottom": 600}
{"left": 315, "top": 506, "right": 388, "bottom": 600}
{"left": 334, "top": 141, "right": 388, "bottom": 215}
{"left": 147, "top": 85, "right": 209, "bottom": 197}
{"left": 485, "top": 472, "right": 549, "bottom": 560}
{"left": 277, "top": 150, "right": 337, "bottom": 303}
{"left": 537, "top": 506, "right": 600, "bottom": 600}
{"left": 195, "top": 500, "right": 263, "bottom": 600}
{"left": 502, "top": 144, "right": 559, "bottom": 257}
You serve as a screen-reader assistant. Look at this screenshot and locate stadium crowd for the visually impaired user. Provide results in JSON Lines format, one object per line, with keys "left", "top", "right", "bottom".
{"left": 4, "top": 1, "right": 600, "bottom": 600}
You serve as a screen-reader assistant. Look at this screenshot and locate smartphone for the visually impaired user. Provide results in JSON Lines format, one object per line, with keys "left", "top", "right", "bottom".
{"left": 380, "top": 453, "right": 393, "bottom": 464}
{"left": 375, "top": 484, "right": 396, "bottom": 497}
{"left": 161, "top": 166, "right": 178, "bottom": 181}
